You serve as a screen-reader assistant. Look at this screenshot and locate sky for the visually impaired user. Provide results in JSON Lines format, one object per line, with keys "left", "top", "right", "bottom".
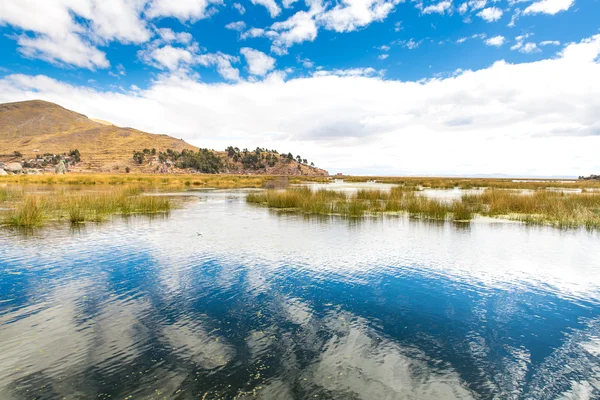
{"left": 0, "top": 0, "right": 599, "bottom": 176}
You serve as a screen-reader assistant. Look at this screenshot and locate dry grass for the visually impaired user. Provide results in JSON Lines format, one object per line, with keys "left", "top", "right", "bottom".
{"left": 0, "top": 173, "right": 329, "bottom": 189}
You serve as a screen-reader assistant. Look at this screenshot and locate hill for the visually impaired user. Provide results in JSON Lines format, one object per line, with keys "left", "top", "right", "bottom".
{"left": 0, "top": 100, "right": 327, "bottom": 175}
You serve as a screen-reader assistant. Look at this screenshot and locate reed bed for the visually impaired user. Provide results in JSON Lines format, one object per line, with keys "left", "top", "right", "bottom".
{"left": 0, "top": 173, "right": 329, "bottom": 189}
{"left": 247, "top": 187, "right": 470, "bottom": 220}
{"left": 342, "top": 176, "right": 600, "bottom": 190}
{"left": 1, "top": 186, "right": 172, "bottom": 228}
{"left": 463, "top": 189, "right": 600, "bottom": 229}
{"left": 248, "top": 186, "right": 600, "bottom": 229}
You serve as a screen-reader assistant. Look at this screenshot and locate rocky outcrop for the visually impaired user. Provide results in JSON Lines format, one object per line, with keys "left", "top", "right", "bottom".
{"left": 4, "top": 162, "right": 22, "bottom": 173}
{"left": 0, "top": 169, "right": 7, "bottom": 175}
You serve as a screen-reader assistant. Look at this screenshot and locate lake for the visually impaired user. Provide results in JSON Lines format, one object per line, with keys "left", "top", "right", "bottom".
{"left": 1, "top": 189, "right": 599, "bottom": 399}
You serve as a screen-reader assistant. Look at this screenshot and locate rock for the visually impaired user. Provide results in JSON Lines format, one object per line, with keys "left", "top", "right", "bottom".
{"left": 4, "top": 162, "right": 22, "bottom": 173}
{"left": 55, "top": 161, "right": 67, "bottom": 174}
{"left": 0, "top": 169, "right": 7, "bottom": 176}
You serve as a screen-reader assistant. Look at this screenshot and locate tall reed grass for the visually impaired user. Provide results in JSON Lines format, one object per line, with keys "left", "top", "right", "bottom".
{"left": 248, "top": 186, "right": 600, "bottom": 229}
{"left": 1, "top": 186, "right": 172, "bottom": 228}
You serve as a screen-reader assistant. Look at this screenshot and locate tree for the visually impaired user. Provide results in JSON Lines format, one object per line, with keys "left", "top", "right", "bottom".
{"left": 133, "top": 151, "right": 145, "bottom": 165}
{"left": 226, "top": 146, "right": 236, "bottom": 157}
{"left": 287, "top": 153, "right": 294, "bottom": 161}
{"left": 125, "top": 167, "right": 131, "bottom": 173}
{"left": 310, "top": 162, "right": 315, "bottom": 167}
{"left": 296, "top": 155, "right": 302, "bottom": 163}
{"left": 303, "top": 158, "right": 307, "bottom": 164}
{"left": 69, "top": 149, "right": 81, "bottom": 163}
{"left": 151, "top": 148, "right": 156, "bottom": 156}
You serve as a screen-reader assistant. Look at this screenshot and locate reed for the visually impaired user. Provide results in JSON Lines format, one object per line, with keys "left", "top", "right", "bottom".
{"left": 0, "top": 173, "right": 330, "bottom": 189}
{"left": 247, "top": 186, "right": 600, "bottom": 228}
{"left": 247, "top": 186, "right": 466, "bottom": 221}
{"left": 1, "top": 186, "right": 172, "bottom": 228}
{"left": 4, "top": 196, "right": 46, "bottom": 227}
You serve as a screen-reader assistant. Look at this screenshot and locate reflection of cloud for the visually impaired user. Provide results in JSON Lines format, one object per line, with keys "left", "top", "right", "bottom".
{"left": 526, "top": 318, "right": 600, "bottom": 398}
{"left": 162, "top": 318, "right": 234, "bottom": 369}
{"left": 0, "top": 281, "right": 93, "bottom": 394}
{"left": 304, "top": 313, "right": 475, "bottom": 399}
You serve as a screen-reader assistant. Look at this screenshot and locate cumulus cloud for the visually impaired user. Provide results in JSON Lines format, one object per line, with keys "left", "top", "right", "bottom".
{"left": 511, "top": 34, "right": 540, "bottom": 53}
{"left": 0, "top": 0, "right": 150, "bottom": 69}
{"left": 378, "top": 54, "right": 389, "bottom": 60}
{"left": 240, "top": 48, "right": 276, "bottom": 76}
{"left": 422, "top": 1, "right": 453, "bottom": 14}
{"left": 2, "top": 35, "right": 600, "bottom": 176}
{"left": 146, "top": 0, "right": 222, "bottom": 21}
{"left": 485, "top": 35, "right": 505, "bottom": 47}
{"left": 477, "top": 7, "right": 503, "bottom": 22}
{"left": 251, "top": 0, "right": 282, "bottom": 17}
{"left": 225, "top": 21, "right": 247, "bottom": 31}
{"left": 232, "top": 2, "right": 246, "bottom": 14}
{"left": 259, "top": 0, "right": 401, "bottom": 55}
{"left": 523, "top": 0, "right": 574, "bottom": 15}
{"left": 318, "top": 0, "right": 401, "bottom": 32}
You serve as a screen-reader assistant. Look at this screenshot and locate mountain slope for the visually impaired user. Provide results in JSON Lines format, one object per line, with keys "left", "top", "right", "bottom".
{"left": 0, "top": 100, "right": 328, "bottom": 175}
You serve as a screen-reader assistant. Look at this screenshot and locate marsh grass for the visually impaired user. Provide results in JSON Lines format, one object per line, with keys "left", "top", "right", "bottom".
{"left": 463, "top": 189, "right": 600, "bottom": 229}
{"left": 0, "top": 173, "right": 329, "bottom": 189}
{"left": 342, "top": 176, "right": 600, "bottom": 190}
{"left": 247, "top": 186, "right": 468, "bottom": 220}
{"left": 1, "top": 186, "right": 172, "bottom": 228}
{"left": 248, "top": 186, "right": 600, "bottom": 229}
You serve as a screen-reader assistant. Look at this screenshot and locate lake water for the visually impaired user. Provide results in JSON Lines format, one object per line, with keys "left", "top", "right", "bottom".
{"left": 1, "top": 189, "right": 600, "bottom": 399}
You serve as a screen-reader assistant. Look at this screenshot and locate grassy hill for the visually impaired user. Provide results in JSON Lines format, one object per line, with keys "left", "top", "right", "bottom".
{"left": 0, "top": 100, "right": 327, "bottom": 175}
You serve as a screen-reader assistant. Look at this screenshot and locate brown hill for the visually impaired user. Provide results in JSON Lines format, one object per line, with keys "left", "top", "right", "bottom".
{"left": 0, "top": 100, "right": 328, "bottom": 175}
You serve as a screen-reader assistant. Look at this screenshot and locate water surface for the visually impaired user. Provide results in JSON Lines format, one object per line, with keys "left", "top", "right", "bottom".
{"left": 1, "top": 189, "right": 599, "bottom": 399}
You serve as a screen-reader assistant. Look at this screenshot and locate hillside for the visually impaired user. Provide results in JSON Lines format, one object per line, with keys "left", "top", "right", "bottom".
{"left": 0, "top": 100, "right": 327, "bottom": 175}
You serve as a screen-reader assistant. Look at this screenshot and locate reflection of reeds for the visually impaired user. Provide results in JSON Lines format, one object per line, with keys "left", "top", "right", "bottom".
{"left": 2, "top": 186, "right": 172, "bottom": 228}
{"left": 248, "top": 186, "right": 600, "bottom": 229}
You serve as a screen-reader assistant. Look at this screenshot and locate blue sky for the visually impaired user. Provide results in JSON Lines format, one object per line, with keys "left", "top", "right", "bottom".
{"left": 0, "top": 0, "right": 599, "bottom": 176}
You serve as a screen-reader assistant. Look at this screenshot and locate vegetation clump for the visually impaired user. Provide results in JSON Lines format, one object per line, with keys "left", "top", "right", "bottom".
{"left": 1, "top": 186, "right": 171, "bottom": 228}
{"left": 248, "top": 186, "right": 600, "bottom": 229}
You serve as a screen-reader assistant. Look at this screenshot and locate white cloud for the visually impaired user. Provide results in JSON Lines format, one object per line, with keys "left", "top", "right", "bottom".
{"left": 146, "top": 0, "right": 222, "bottom": 21}
{"left": 540, "top": 40, "right": 561, "bottom": 46}
{"left": 140, "top": 45, "right": 196, "bottom": 70}
{"left": 264, "top": 0, "right": 401, "bottom": 54}
{"left": 156, "top": 28, "right": 193, "bottom": 44}
{"left": 240, "top": 48, "right": 276, "bottom": 76}
{"left": 282, "top": 0, "right": 300, "bottom": 8}
{"left": 523, "top": 0, "right": 574, "bottom": 15}
{"left": 225, "top": 21, "right": 247, "bottom": 31}
{"left": 422, "top": 1, "right": 453, "bottom": 14}
{"left": 197, "top": 53, "right": 241, "bottom": 81}
{"left": 378, "top": 54, "right": 389, "bottom": 60}
{"left": 394, "top": 38, "right": 423, "bottom": 49}
{"left": 457, "top": 37, "right": 467, "bottom": 43}
{"left": 511, "top": 34, "right": 540, "bottom": 53}
{"left": 233, "top": 2, "right": 246, "bottom": 14}
{"left": 271, "top": 10, "right": 320, "bottom": 54}
{"left": 477, "top": 7, "right": 503, "bottom": 21}
{"left": 318, "top": 0, "right": 401, "bottom": 32}
{"left": 485, "top": 35, "right": 505, "bottom": 47}
{"left": 394, "top": 21, "right": 403, "bottom": 32}
{"left": 0, "top": 0, "right": 151, "bottom": 69}
{"left": 468, "top": 0, "right": 487, "bottom": 10}
{"left": 251, "top": 0, "right": 282, "bottom": 17}
{"left": 3, "top": 35, "right": 600, "bottom": 176}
